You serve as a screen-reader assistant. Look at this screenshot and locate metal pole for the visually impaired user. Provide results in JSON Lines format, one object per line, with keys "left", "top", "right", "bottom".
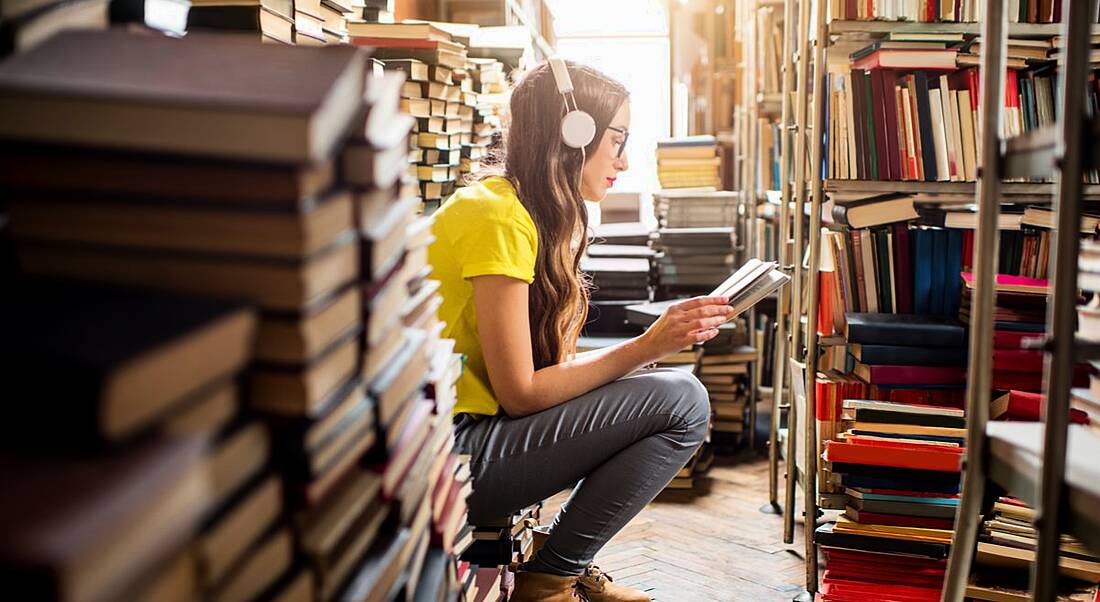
{"left": 1032, "top": 0, "right": 1093, "bottom": 598}
{"left": 801, "top": 0, "right": 830, "bottom": 588}
{"left": 783, "top": 0, "right": 812, "bottom": 545}
{"left": 768, "top": 0, "right": 796, "bottom": 511}
{"left": 746, "top": 0, "right": 760, "bottom": 451}
{"left": 941, "top": 0, "right": 1007, "bottom": 599}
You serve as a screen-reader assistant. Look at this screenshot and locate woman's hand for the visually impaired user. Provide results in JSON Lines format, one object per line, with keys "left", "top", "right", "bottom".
{"left": 639, "top": 296, "right": 736, "bottom": 360}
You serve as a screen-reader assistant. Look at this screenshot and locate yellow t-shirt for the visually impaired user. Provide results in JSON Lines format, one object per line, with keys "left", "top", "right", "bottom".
{"left": 428, "top": 176, "right": 538, "bottom": 417}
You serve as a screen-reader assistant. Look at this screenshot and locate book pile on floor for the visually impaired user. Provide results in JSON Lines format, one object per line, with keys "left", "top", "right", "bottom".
{"left": 653, "top": 190, "right": 738, "bottom": 229}
{"left": 967, "top": 498, "right": 1100, "bottom": 601}
{"left": 581, "top": 246, "right": 654, "bottom": 335}
{"left": 0, "top": 28, "right": 479, "bottom": 601}
{"left": 461, "top": 503, "right": 544, "bottom": 600}
{"left": 698, "top": 341, "right": 755, "bottom": 436}
{"left": 816, "top": 398, "right": 965, "bottom": 601}
{"left": 356, "top": 22, "right": 469, "bottom": 212}
{"left": 651, "top": 227, "right": 737, "bottom": 299}
{"left": 655, "top": 135, "right": 721, "bottom": 189}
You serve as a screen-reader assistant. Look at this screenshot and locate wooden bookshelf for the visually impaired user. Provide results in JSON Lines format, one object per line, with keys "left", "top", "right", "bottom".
{"left": 825, "top": 19, "right": 1067, "bottom": 38}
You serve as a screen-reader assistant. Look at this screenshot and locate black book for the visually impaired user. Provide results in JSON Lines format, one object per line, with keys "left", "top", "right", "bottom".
{"left": 850, "top": 343, "right": 967, "bottom": 366}
{"left": 844, "top": 313, "right": 966, "bottom": 347}
{"left": 814, "top": 523, "right": 949, "bottom": 558}
{"left": 914, "top": 71, "right": 938, "bottom": 182}
{"left": 874, "top": 229, "right": 893, "bottom": 313}
{"left": 831, "top": 462, "right": 961, "bottom": 491}
{"left": 2, "top": 279, "right": 255, "bottom": 447}
{"left": 854, "top": 408, "right": 966, "bottom": 429}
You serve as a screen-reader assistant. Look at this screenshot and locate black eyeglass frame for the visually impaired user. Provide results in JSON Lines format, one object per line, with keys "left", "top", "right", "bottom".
{"left": 607, "top": 126, "right": 630, "bottom": 159}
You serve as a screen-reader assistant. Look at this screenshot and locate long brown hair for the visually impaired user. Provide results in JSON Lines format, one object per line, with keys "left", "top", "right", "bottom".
{"left": 498, "top": 60, "right": 629, "bottom": 370}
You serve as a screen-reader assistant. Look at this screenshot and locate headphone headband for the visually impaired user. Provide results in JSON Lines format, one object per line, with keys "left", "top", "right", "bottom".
{"left": 548, "top": 57, "right": 596, "bottom": 149}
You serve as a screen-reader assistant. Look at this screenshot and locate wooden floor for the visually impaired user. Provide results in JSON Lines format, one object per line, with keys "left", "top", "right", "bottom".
{"left": 544, "top": 452, "right": 808, "bottom": 602}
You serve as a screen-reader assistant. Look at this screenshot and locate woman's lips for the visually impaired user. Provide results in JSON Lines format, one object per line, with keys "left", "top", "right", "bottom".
{"left": 606, "top": 177, "right": 616, "bottom": 186}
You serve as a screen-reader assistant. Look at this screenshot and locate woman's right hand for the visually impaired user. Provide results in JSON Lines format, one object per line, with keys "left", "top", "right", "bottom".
{"left": 639, "top": 296, "right": 736, "bottom": 360}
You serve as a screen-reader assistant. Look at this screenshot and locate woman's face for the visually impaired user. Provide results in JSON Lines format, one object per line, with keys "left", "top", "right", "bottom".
{"left": 580, "top": 101, "right": 630, "bottom": 202}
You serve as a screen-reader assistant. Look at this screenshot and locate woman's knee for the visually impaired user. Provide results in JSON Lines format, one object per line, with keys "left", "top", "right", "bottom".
{"left": 641, "top": 369, "right": 710, "bottom": 439}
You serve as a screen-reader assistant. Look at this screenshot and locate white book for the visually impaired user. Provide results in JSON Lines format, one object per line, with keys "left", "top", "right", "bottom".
{"left": 859, "top": 229, "right": 879, "bottom": 313}
{"left": 842, "top": 399, "right": 965, "bottom": 417}
{"left": 944, "top": 83, "right": 963, "bottom": 181}
{"left": 958, "top": 90, "right": 977, "bottom": 181}
{"left": 845, "top": 76, "right": 858, "bottom": 179}
{"left": 928, "top": 87, "right": 951, "bottom": 182}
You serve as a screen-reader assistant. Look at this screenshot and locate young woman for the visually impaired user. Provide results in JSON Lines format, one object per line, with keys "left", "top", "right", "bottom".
{"left": 427, "top": 60, "right": 735, "bottom": 602}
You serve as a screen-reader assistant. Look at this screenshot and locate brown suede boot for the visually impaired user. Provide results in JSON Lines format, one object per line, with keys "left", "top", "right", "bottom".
{"left": 510, "top": 570, "right": 585, "bottom": 602}
{"left": 573, "top": 565, "right": 652, "bottom": 602}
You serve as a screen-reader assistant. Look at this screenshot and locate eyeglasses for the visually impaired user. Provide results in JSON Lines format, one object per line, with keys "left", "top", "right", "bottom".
{"left": 608, "top": 126, "right": 629, "bottom": 159}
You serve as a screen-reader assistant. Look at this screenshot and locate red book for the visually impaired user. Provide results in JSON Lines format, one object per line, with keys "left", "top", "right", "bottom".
{"left": 878, "top": 387, "right": 967, "bottom": 406}
{"left": 824, "top": 440, "right": 963, "bottom": 472}
{"left": 869, "top": 69, "right": 893, "bottom": 180}
{"left": 993, "top": 349, "right": 1044, "bottom": 372}
{"left": 855, "top": 363, "right": 967, "bottom": 385}
{"left": 993, "top": 329, "right": 1043, "bottom": 349}
{"left": 992, "top": 370, "right": 1043, "bottom": 391}
{"left": 966, "top": 68, "right": 980, "bottom": 110}
{"left": 820, "top": 579, "right": 943, "bottom": 602}
{"left": 992, "top": 389, "right": 1091, "bottom": 424}
{"left": 843, "top": 508, "right": 956, "bottom": 530}
{"left": 962, "top": 230, "right": 974, "bottom": 271}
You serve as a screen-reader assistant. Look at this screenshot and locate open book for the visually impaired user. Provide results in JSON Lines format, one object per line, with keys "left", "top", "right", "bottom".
{"left": 710, "top": 258, "right": 790, "bottom": 320}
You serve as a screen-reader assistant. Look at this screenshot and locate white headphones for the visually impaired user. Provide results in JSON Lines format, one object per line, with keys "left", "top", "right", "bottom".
{"left": 549, "top": 57, "right": 596, "bottom": 149}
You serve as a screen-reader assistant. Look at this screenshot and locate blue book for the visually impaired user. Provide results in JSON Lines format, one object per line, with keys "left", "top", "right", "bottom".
{"left": 929, "top": 229, "right": 948, "bottom": 315}
{"left": 848, "top": 491, "right": 960, "bottom": 506}
{"left": 837, "top": 474, "right": 960, "bottom": 495}
{"left": 945, "top": 230, "right": 963, "bottom": 316}
{"left": 912, "top": 228, "right": 933, "bottom": 314}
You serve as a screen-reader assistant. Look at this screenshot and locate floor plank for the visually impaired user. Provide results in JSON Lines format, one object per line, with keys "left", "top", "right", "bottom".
{"left": 543, "top": 452, "right": 807, "bottom": 602}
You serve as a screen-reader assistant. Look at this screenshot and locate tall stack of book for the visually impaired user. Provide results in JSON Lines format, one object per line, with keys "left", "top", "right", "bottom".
{"left": 0, "top": 29, "right": 479, "bottom": 601}
{"left": 0, "top": 280, "right": 272, "bottom": 602}
{"left": 0, "top": 29, "right": 380, "bottom": 600}
{"left": 352, "top": 22, "right": 469, "bottom": 212}
{"left": 967, "top": 498, "right": 1100, "bottom": 601}
{"left": 651, "top": 227, "right": 737, "bottom": 299}
{"left": 467, "top": 57, "right": 507, "bottom": 167}
{"left": 817, "top": 399, "right": 965, "bottom": 601}
{"left": 655, "top": 135, "right": 721, "bottom": 189}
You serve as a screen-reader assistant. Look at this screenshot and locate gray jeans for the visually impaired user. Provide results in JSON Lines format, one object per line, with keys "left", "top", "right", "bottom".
{"left": 453, "top": 368, "right": 710, "bottom": 576}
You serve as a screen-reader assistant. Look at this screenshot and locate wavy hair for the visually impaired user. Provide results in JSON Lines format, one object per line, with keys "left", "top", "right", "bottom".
{"left": 492, "top": 60, "right": 629, "bottom": 370}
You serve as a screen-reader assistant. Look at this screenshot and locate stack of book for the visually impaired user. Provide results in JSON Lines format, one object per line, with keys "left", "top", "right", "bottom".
{"left": 581, "top": 249, "right": 653, "bottom": 334}
{"left": 0, "top": 29, "right": 476, "bottom": 601}
{"left": 353, "top": 22, "right": 469, "bottom": 212}
{"left": 0, "top": 0, "right": 109, "bottom": 57}
{"left": 967, "top": 498, "right": 1100, "bottom": 601}
{"left": 189, "top": 0, "right": 353, "bottom": 45}
{"left": 655, "top": 135, "right": 721, "bottom": 189}
{"left": 958, "top": 273, "right": 1078, "bottom": 392}
{"left": 844, "top": 313, "right": 968, "bottom": 389}
{"left": 467, "top": 56, "right": 508, "bottom": 165}
{"left": 667, "top": 443, "right": 716, "bottom": 490}
{"left": 817, "top": 399, "right": 965, "bottom": 601}
{"left": 0, "top": 280, "right": 274, "bottom": 602}
{"left": 461, "top": 503, "right": 542, "bottom": 597}
{"left": 653, "top": 190, "right": 738, "bottom": 229}
{"left": 698, "top": 342, "right": 755, "bottom": 435}
{"left": 651, "top": 227, "right": 737, "bottom": 298}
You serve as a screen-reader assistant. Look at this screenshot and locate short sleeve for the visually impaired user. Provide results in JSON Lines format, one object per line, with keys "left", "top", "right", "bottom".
{"left": 442, "top": 182, "right": 538, "bottom": 284}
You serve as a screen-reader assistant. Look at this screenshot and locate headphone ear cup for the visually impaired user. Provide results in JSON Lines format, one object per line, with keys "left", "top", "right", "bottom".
{"left": 560, "top": 110, "right": 596, "bottom": 149}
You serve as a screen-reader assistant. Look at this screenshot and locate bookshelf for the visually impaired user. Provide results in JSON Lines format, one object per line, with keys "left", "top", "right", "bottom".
{"left": 941, "top": 0, "right": 1100, "bottom": 600}
{"left": 775, "top": 0, "right": 1100, "bottom": 595}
